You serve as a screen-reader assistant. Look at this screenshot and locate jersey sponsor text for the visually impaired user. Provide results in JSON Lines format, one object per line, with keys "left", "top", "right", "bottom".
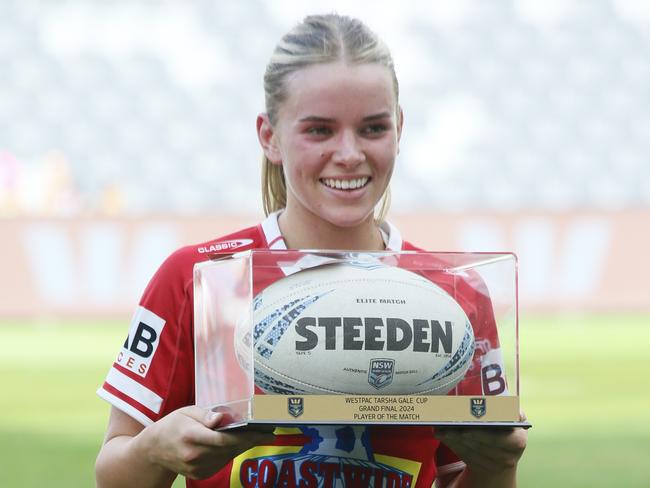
{"left": 479, "top": 347, "right": 508, "bottom": 395}
{"left": 118, "top": 306, "right": 165, "bottom": 377}
{"left": 239, "top": 456, "right": 413, "bottom": 488}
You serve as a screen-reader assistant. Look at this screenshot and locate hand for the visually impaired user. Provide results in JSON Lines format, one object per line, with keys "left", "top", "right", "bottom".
{"left": 144, "top": 406, "right": 276, "bottom": 480}
{"left": 435, "top": 413, "right": 528, "bottom": 479}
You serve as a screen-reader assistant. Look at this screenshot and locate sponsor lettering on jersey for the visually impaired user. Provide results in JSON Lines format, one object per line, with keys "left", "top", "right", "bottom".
{"left": 480, "top": 347, "right": 508, "bottom": 395}
{"left": 230, "top": 426, "right": 419, "bottom": 488}
{"left": 197, "top": 239, "right": 254, "bottom": 254}
{"left": 238, "top": 457, "right": 414, "bottom": 488}
{"left": 117, "top": 306, "right": 165, "bottom": 377}
{"left": 474, "top": 339, "right": 492, "bottom": 355}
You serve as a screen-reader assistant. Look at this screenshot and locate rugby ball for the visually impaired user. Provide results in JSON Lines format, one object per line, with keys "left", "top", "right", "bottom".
{"left": 235, "top": 262, "right": 475, "bottom": 395}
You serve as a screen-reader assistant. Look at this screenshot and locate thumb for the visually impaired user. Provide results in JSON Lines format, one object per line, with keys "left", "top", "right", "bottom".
{"left": 177, "top": 405, "right": 225, "bottom": 428}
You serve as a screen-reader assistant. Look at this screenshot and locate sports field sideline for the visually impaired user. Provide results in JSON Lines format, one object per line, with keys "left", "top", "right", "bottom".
{"left": 1, "top": 314, "right": 648, "bottom": 487}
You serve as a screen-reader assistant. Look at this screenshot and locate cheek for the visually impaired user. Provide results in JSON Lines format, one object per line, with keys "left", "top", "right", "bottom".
{"left": 285, "top": 164, "right": 305, "bottom": 184}
{"left": 285, "top": 154, "right": 321, "bottom": 183}
{"left": 373, "top": 146, "right": 397, "bottom": 174}
{"left": 283, "top": 163, "right": 313, "bottom": 196}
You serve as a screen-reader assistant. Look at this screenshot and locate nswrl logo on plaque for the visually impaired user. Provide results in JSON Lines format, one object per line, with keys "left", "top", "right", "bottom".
{"left": 470, "top": 398, "right": 486, "bottom": 418}
{"left": 288, "top": 397, "right": 304, "bottom": 418}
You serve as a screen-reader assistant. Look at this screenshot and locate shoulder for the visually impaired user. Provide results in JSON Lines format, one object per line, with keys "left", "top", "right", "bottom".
{"left": 397, "top": 238, "right": 493, "bottom": 315}
{"left": 170, "top": 224, "right": 263, "bottom": 264}
{"left": 144, "top": 224, "right": 266, "bottom": 293}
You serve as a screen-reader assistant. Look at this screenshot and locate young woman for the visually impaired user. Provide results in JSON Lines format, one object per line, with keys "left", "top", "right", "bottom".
{"left": 95, "top": 14, "right": 527, "bottom": 488}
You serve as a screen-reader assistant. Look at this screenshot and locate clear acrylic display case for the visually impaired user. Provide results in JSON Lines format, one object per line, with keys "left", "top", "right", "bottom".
{"left": 194, "top": 250, "right": 527, "bottom": 429}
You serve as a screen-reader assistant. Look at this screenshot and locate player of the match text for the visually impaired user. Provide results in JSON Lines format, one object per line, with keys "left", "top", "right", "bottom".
{"left": 345, "top": 396, "right": 428, "bottom": 421}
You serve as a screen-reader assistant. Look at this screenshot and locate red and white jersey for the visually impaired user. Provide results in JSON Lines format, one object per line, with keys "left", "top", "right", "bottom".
{"left": 97, "top": 212, "right": 506, "bottom": 487}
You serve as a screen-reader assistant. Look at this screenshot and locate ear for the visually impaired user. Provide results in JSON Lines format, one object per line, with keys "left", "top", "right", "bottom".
{"left": 257, "top": 113, "right": 282, "bottom": 164}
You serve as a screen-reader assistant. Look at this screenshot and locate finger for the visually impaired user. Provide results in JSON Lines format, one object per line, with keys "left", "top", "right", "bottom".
{"left": 437, "top": 428, "right": 526, "bottom": 460}
{"left": 219, "top": 428, "right": 276, "bottom": 447}
{"left": 193, "top": 425, "right": 275, "bottom": 449}
{"left": 177, "top": 405, "right": 222, "bottom": 427}
{"left": 437, "top": 427, "right": 516, "bottom": 447}
{"left": 234, "top": 423, "right": 277, "bottom": 434}
{"left": 439, "top": 435, "right": 516, "bottom": 474}
{"left": 441, "top": 437, "right": 501, "bottom": 473}
{"left": 436, "top": 427, "right": 503, "bottom": 444}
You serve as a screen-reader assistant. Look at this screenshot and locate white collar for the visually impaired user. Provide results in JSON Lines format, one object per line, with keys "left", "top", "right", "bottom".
{"left": 260, "top": 210, "right": 403, "bottom": 251}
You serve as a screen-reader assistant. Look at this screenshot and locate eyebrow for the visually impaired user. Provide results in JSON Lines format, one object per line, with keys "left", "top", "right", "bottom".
{"left": 298, "top": 112, "right": 393, "bottom": 123}
{"left": 363, "top": 112, "right": 393, "bottom": 121}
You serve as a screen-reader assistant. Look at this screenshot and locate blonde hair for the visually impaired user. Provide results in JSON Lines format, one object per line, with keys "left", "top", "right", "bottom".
{"left": 261, "top": 14, "right": 399, "bottom": 222}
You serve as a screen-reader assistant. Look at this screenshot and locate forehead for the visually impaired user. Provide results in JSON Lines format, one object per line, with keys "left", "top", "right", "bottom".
{"left": 280, "top": 62, "right": 397, "bottom": 119}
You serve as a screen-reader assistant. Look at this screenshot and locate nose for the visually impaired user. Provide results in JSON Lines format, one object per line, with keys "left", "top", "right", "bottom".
{"left": 332, "top": 130, "right": 365, "bottom": 166}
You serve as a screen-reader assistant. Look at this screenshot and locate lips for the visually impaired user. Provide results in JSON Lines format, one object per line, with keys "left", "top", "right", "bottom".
{"left": 320, "top": 177, "right": 370, "bottom": 190}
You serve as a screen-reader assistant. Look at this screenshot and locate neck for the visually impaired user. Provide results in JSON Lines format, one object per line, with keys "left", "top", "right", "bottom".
{"left": 277, "top": 209, "right": 385, "bottom": 251}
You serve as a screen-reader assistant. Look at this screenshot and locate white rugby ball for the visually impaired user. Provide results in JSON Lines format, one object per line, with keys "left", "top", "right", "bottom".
{"left": 236, "top": 262, "right": 475, "bottom": 395}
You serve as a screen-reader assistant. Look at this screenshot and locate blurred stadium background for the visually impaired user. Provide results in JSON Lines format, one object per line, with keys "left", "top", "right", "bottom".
{"left": 1, "top": 0, "right": 649, "bottom": 486}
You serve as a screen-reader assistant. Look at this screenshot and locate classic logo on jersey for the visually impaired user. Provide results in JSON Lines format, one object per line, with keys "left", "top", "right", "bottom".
{"left": 470, "top": 398, "right": 486, "bottom": 418}
{"left": 368, "top": 358, "right": 395, "bottom": 389}
{"left": 117, "top": 306, "right": 165, "bottom": 377}
{"left": 288, "top": 397, "right": 304, "bottom": 418}
{"left": 197, "top": 238, "right": 253, "bottom": 254}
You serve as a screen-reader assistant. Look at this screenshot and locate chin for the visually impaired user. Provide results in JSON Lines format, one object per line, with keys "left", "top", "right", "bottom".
{"left": 321, "top": 209, "right": 376, "bottom": 229}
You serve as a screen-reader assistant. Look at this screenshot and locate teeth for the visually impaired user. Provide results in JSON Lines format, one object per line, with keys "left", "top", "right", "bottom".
{"left": 322, "top": 177, "right": 369, "bottom": 190}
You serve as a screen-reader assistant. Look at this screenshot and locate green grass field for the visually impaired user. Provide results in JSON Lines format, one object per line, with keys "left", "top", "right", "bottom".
{"left": 1, "top": 314, "right": 649, "bottom": 487}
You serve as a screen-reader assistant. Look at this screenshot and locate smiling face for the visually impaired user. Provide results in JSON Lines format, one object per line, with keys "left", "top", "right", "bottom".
{"left": 258, "top": 62, "right": 402, "bottom": 241}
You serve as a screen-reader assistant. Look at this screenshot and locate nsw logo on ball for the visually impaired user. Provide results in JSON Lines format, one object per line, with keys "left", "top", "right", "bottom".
{"left": 368, "top": 358, "right": 395, "bottom": 389}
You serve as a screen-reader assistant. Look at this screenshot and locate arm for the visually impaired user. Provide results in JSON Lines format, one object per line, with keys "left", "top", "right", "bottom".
{"left": 435, "top": 264, "right": 526, "bottom": 486}
{"left": 95, "top": 406, "right": 275, "bottom": 488}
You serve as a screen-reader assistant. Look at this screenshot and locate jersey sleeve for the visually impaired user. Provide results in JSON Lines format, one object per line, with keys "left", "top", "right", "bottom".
{"left": 453, "top": 269, "right": 509, "bottom": 397}
{"left": 96, "top": 248, "right": 196, "bottom": 425}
